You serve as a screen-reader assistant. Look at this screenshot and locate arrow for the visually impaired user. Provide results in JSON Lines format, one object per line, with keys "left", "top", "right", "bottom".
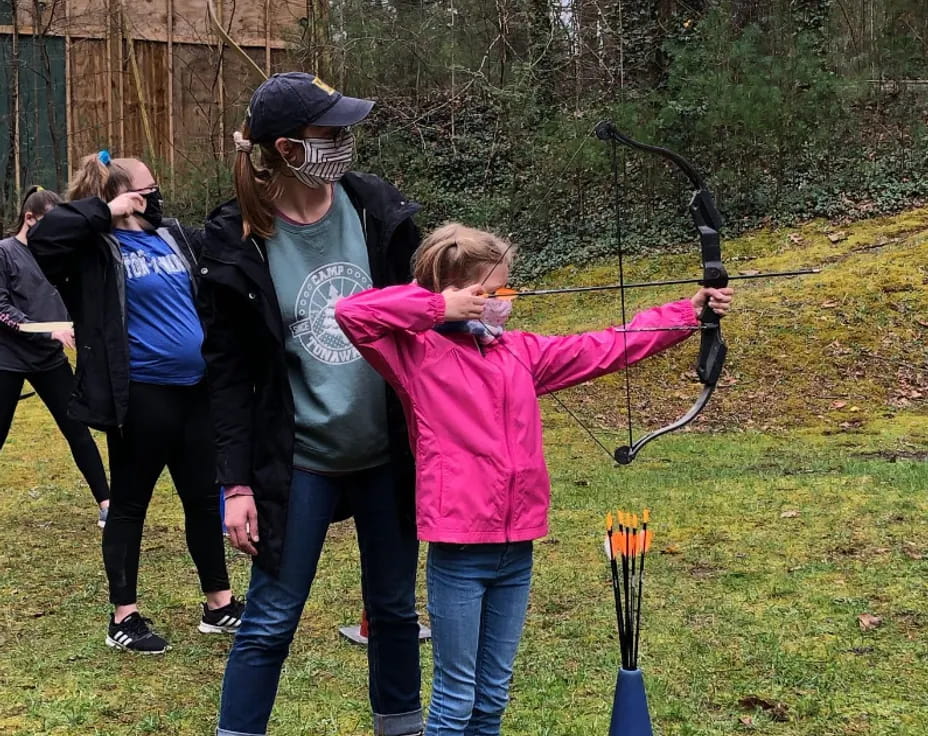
{"left": 487, "top": 268, "right": 820, "bottom": 299}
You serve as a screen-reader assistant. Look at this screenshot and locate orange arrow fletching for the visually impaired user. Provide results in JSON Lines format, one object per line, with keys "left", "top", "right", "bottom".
{"left": 490, "top": 287, "right": 519, "bottom": 301}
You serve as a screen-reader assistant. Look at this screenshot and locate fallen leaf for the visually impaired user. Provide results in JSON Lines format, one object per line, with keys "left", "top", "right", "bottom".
{"left": 858, "top": 613, "right": 883, "bottom": 631}
{"left": 828, "top": 231, "right": 848, "bottom": 243}
{"left": 780, "top": 510, "right": 800, "bottom": 518}
{"left": 787, "top": 233, "right": 804, "bottom": 245}
{"left": 831, "top": 400, "right": 848, "bottom": 409}
{"left": 822, "top": 300, "right": 839, "bottom": 309}
{"left": 738, "top": 695, "right": 789, "bottom": 722}
{"left": 902, "top": 543, "right": 923, "bottom": 560}
{"left": 661, "top": 544, "right": 682, "bottom": 555}
{"left": 739, "top": 715, "right": 754, "bottom": 727}
{"left": 739, "top": 269, "right": 760, "bottom": 276}
{"left": 872, "top": 548, "right": 890, "bottom": 555}
{"left": 840, "top": 420, "right": 864, "bottom": 430}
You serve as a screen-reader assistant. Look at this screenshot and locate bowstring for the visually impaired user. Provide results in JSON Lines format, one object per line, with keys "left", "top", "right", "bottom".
{"left": 611, "top": 138, "right": 635, "bottom": 453}
{"left": 473, "top": 125, "right": 618, "bottom": 463}
{"left": 479, "top": 125, "right": 597, "bottom": 287}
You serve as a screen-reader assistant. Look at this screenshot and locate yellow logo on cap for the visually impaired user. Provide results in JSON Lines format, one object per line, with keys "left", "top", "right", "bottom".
{"left": 312, "top": 77, "right": 336, "bottom": 95}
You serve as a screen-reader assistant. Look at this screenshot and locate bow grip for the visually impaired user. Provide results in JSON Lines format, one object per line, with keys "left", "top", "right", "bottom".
{"left": 696, "top": 308, "right": 727, "bottom": 385}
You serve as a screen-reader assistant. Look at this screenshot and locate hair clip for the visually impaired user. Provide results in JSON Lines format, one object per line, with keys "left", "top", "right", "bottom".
{"left": 98, "top": 150, "right": 112, "bottom": 166}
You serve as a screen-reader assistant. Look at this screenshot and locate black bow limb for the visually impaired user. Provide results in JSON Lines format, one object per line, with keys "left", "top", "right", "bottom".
{"left": 594, "top": 121, "right": 729, "bottom": 465}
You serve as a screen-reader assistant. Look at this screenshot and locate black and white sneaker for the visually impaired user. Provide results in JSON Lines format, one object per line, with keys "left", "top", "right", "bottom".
{"left": 198, "top": 596, "right": 245, "bottom": 634}
{"left": 106, "top": 612, "right": 169, "bottom": 654}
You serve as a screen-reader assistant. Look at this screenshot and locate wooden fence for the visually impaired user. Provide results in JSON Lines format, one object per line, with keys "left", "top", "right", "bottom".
{"left": 1, "top": 0, "right": 320, "bottom": 207}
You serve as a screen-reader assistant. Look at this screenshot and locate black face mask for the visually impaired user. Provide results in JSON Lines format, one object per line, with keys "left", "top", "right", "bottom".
{"left": 141, "top": 188, "right": 164, "bottom": 228}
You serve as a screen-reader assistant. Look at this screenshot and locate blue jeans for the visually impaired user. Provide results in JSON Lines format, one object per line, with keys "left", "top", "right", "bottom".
{"left": 425, "top": 542, "right": 533, "bottom": 736}
{"left": 217, "top": 467, "right": 423, "bottom": 736}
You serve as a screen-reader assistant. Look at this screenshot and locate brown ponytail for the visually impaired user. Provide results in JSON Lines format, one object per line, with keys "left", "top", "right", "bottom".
{"left": 413, "top": 223, "right": 515, "bottom": 293}
{"left": 234, "top": 122, "right": 300, "bottom": 240}
{"left": 67, "top": 153, "right": 132, "bottom": 202}
{"left": 10, "top": 185, "right": 62, "bottom": 235}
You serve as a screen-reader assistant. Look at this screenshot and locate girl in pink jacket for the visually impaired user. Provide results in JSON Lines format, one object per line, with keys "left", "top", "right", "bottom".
{"left": 335, "top": 222, "right": 733, "bottom": 736}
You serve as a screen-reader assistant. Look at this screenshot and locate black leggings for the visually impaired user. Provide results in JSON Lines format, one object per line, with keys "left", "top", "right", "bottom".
{"left": 103, "top": 381, "right": 230, "bottom": 606}
{"left": 0, "top": 363, "right": 110, "bottom": 503}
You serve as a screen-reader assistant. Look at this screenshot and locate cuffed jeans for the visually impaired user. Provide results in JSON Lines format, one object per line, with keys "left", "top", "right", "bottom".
{"left": 425, "top": 542, "right": 533, "bottom": 736}
{"left": 217, "top": 466, "right": 423, "bottom": 736}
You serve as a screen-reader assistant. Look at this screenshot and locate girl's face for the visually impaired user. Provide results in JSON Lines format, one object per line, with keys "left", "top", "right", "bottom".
{"left": 475, "top": 263, "right": 509, "bottom": 294}
{"left": 21, "top": 204, "right": 53, "bottom": 233}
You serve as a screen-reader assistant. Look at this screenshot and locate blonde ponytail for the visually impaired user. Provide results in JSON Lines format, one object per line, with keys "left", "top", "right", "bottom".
{"left": 67, "top": 152, "right": 131, "bottom": 202}
{"left": 413, "top": 223, "right": 515, "bottom": 293}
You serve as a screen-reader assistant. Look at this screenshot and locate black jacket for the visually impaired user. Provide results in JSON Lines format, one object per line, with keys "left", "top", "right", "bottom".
{"left": 28, "top": 197, "right": 202, "bottom": 430}
{"left": 197, "top": 172, "right": 421, "bottom": 576}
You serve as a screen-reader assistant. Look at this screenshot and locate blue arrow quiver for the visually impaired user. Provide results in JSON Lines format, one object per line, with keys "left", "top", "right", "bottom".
{"left": 608, "top": 668, "right": 653, "bottom": 736}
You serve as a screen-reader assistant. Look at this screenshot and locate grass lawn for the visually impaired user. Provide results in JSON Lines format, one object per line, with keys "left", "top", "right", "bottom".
{"left": 1, "top": 209, "right": 926, "bottom": 735}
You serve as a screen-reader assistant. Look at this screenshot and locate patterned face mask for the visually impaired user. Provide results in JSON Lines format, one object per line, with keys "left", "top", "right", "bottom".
{"left": 466, "top": 298, "right": 513, "bottom": 343}
{"left": 285, "top": 129, "right": 355, "bottom": 189}
{"left": 435, "top": 297, "right": 514, "bottom": 345}
{"left": 481, "top": 297, "right": 513, "bottom": 329}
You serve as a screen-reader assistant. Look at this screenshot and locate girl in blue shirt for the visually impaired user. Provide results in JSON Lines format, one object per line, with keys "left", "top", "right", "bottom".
{"left": 30, "top": 153, "right": 243, "bottom": 654}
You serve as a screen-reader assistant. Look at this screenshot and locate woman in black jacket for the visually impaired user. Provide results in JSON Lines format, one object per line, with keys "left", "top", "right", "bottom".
{"left": 200, "top": 73, "right": 423, "bottom": 736}
{"left": 0, "top": 186, "right": 110, "bottom": 525}
{"left": 29, "top": 153, "right": 243, "bottom": 654}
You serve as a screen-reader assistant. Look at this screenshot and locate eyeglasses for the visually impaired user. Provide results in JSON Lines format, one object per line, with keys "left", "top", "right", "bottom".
{"left": 291, "top": 126, "right": 351, "bottom": 142}
{"left": 128, "top": 184, "right": 159, "bottom": 194}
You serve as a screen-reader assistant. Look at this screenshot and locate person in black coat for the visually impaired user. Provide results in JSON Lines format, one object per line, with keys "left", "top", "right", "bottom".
{"left": 29, "top": 153, "right": 243, "bottom": 654}
{"left": 0, "top": 186, "right": 110, "bottom": 525}
{"left": 200, "top": 73, "right": 423, "bottom": 736}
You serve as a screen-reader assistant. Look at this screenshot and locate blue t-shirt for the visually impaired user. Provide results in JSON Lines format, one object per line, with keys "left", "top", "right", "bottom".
{"left": 115, "top": 229, "right": 205, "bottom": 385}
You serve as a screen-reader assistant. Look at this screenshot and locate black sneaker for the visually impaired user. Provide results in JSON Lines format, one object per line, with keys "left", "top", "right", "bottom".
{"left": 198, "top": 596, "right": 245, "bottom": 634}
{"left": 106, "top": 612, "right": 169, "bottom": 654}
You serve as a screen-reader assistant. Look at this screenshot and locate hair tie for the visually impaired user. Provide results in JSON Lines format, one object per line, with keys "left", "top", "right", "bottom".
{"left": 35, "top": 185, "right": 44, "bottom": 192}
{"left": 98, "top": 150, "right": 112, "bottom": 166}
{"left": 233, "top": 131, "right": 254, "bottom": 154}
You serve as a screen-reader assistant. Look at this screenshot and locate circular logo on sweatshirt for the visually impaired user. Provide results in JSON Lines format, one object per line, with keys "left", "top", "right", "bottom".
{"left": 289, "top": 261, "right": 372, "bottom": 365}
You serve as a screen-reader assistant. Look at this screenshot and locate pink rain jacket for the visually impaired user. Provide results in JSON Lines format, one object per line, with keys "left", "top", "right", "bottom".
{"left": 335, "top": 284, "right": 697, "bottom": 544}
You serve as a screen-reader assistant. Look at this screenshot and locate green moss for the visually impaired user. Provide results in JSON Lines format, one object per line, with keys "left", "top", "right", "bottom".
{"left": 513, "top": 206, "right": 928, "bottom": 433}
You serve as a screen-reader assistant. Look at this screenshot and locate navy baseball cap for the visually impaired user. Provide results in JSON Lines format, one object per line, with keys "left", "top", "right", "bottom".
{"left": 246, "top": 72, "right": 374, "bottom": 142}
